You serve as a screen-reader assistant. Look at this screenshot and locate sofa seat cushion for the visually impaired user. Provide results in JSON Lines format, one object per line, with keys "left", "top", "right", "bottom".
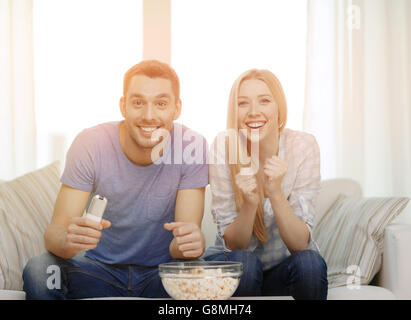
{"left": 327, "top": 285, "right": 396, "bottom": 300}
{"left": 0, "top": 289, "right": 26, "bottom": 300}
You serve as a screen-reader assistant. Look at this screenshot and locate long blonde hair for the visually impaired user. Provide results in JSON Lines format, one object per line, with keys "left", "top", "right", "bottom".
{"left": 226, "top": 69, "right": 287, "bottom": 243}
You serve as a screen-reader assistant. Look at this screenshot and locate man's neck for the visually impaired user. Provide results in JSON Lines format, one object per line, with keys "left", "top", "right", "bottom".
{"left": 119, "top": 122, "right": 164, "bottom": 166}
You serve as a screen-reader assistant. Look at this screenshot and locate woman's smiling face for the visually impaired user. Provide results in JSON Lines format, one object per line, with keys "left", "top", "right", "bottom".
{"left": 237, "top": 78, "right": 279, "bottom": 142}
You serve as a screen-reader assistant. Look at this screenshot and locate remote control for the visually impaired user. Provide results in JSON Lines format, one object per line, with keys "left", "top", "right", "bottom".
{"left": 85, "top": 195, "right": 108, "bottom": 223}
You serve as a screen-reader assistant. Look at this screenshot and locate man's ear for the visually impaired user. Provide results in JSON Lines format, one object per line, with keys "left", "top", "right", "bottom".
{"left": 173, "top": 99, "right": 182, "bottom": 120}
{"left": 119, "top": 96, "right": 126, "bottom": 118}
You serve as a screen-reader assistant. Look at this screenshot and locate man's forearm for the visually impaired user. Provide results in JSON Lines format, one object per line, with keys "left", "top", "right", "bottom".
{"left": 44, "top": 224, "right": 76, "bottom": 259}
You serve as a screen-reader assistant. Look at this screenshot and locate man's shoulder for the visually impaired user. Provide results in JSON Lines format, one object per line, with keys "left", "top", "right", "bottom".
{"left": 75, "top": 121, "right": 119, "bottom": 143}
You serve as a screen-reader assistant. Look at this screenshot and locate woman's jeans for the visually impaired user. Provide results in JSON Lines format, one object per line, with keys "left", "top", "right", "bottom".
{"left": 23, "top": 249, "right": 327, "bottom": 300}
{"left": 205, "top": 249, "right": 328, "bottom": 300}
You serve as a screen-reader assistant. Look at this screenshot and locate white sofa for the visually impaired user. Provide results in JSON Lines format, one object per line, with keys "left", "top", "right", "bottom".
{"left": 1, "top": 178, "right": 410, "bottom": 300}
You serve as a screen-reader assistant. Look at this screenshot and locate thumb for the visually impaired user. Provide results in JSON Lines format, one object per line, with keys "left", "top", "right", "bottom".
{"left": 101, "top": 219, "right": 111, "bottom": 229}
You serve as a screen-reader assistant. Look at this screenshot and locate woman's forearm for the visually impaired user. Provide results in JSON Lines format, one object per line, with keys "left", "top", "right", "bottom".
{"left": 269, "top": 192, "right": 310, "bottom": 253}
{"left": 223, "top": 201, "right": 258, "bottom": 250}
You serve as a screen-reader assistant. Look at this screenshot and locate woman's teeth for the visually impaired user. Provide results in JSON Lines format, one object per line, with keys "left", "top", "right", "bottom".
{"left": 246, "top": 122, "right": 266, "bottom": 129}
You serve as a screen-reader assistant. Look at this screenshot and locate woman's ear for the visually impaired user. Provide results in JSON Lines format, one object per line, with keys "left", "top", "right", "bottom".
{"left": 119, "top": 97, "right": 126, "bottom": 118}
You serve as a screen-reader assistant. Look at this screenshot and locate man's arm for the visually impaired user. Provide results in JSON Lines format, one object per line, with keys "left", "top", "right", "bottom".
{"left": 164, "top": 187, "right": 206, "bottom": 259}
{"left": 44, "top": 184, "right": 110, "bottom": 259}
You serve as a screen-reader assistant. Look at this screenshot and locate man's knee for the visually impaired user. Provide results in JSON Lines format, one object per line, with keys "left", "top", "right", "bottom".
{"left": 22, "top": 252, "right": 67, "bottom": 299}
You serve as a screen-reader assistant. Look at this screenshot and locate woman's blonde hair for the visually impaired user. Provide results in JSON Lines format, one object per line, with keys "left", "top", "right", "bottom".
{"left": 226, "top": 69, "right": 287, "bottom": 243}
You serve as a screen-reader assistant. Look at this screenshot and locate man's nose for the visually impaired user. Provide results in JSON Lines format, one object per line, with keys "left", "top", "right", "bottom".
{"left": 142, "top": 104, "right": 155, "bottom": 121}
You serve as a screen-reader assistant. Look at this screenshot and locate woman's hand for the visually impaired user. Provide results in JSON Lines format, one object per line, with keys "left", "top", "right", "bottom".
{"left": 234, "top": 171, "right": 260, "bottom": 206}
{"left": 263, "top": 156, "right": 288, "bottom": 197}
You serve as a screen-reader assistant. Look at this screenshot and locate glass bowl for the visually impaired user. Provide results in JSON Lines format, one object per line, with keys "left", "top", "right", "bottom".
{"left": 159, "top": 261, "right": 243, "bottom": 300}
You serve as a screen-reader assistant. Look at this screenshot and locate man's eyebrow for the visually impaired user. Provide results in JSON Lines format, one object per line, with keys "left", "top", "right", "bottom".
{"left": 129, "top": 93, "right": 145, "bottom": 99}
{"left": 155, "top": 93, "right": 171, "bottom": 99}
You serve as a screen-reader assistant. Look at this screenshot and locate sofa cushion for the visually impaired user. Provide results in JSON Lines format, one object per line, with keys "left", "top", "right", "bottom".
{"left": 0, "top": 162, "right": 61, "bottom": 290}
{"left": 313, "top": 195, "right": 409, "bottom": 289}
{"left": 327, "top": 285, "right": 396, "bottom": 300}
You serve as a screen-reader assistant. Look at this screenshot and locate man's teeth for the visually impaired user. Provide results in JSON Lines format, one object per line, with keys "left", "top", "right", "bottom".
{"left": 140, "top": 127, "right": 158, "bottom": 132}
{"left": 247, "top": 122, "right": 265, "bottom": 128}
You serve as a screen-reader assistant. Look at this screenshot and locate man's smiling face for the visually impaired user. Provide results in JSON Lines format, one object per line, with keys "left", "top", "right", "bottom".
{"left": 120, "top": 74, "right": 181, "bottom": 149}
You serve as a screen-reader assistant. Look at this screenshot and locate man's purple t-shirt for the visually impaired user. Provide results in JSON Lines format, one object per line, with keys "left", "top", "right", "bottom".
{"left": 61, "top": 121, "right": 209, "bottom": 266}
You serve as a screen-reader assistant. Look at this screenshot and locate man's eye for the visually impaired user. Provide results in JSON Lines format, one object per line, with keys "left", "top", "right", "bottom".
{"left": 156, "top": 101, "right": 168, "bottom": 107}
{"left": 133, "top": 100, "right": 143, "bottom": 106}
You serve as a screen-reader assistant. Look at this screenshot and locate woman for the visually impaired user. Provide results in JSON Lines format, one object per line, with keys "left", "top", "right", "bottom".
{"left": 203, "top": 69, "right": 328, "bottom": 300}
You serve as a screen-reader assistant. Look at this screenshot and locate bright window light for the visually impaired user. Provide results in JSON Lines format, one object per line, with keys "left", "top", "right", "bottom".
{"left": 33, "top": 0, "right": 142, "bottom": 168}
{"left": 171, "top": 0, "right": 308, "bottom": 144}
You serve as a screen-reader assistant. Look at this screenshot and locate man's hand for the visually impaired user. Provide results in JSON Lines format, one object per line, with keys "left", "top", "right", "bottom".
{"left": 164, "top": 221, "right": 205, "bottom": 258}
{"left": 63, "top": 216, "right": 111, "bottom": 253}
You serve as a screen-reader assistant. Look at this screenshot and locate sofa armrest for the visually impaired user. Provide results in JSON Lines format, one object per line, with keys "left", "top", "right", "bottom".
{"left": 376, "top": 224, "right": 411, "bottom": 299}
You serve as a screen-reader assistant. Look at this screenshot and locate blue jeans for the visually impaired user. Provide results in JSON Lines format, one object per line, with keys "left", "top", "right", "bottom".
{"left": 204, "top": 249, "right": 328, "bottom": 300}
{"left": 22, "top": 252, "right": 169, "bottom": 300}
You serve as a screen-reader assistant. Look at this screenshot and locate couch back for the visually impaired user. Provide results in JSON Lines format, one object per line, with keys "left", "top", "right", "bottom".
{"left": 201, "top": 178, "right": 363, "bottom": 247}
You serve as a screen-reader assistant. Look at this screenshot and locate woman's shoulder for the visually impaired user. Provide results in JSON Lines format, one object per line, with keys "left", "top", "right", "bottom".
{"left": 281, "top": 128, "right": 318, "bottom": 149}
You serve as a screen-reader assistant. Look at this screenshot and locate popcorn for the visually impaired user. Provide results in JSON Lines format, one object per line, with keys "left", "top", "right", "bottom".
{"left": 161, "top": 267, "right": 240, "bottom": 300}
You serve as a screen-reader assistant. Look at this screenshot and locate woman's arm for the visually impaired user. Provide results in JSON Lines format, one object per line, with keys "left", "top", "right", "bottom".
{"left": 264, "top": 135, "right": 321, "bottom": 253}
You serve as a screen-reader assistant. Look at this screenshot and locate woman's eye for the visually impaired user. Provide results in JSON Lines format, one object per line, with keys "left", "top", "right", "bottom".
{"left": 238, "top": 101, "right": 248, "bottom": 107}
{"left": 260, "top": 99, "right": 271, "bottom": 104}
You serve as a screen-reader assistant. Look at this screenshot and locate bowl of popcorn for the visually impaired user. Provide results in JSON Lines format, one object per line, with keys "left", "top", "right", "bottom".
{"left": 159, "top": 261, "right": 243, "bottom": 300}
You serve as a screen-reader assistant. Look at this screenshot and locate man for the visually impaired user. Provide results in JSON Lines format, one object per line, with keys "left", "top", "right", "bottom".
{"left": 22, "top": 60, "right": 209, "bottom": 299}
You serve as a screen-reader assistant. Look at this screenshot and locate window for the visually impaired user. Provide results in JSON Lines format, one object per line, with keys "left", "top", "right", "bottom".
{"left": 33, "top": 0, "right": 142, "bottom": 168}
{"left": 171, "top": 0, "right": 308, "bottom": 144}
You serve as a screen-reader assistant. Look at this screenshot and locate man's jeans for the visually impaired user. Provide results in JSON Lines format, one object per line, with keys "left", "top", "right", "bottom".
{"left": 22, "top": 252, "right": 169, "bottom": 299}
{"left": 205, "top": 249, "right": 328, "bottom": 300}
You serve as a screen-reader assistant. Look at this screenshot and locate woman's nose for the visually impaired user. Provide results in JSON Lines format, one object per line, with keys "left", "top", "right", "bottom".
{"left": 248, "top": 101, "right": 259, "bottom": 116}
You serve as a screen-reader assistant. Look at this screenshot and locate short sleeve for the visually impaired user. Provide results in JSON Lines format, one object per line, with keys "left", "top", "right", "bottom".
{"left": 60, "top": 129, "right": 97, "bottom": 191}
{"left": 287, "top": 134, "right": 321, "bottom": 246}
{"left": 177, "top": 131, "right": 209, "bottom": 190}
{"left": 208, "top": 133, "right": 238, "bottom": 239}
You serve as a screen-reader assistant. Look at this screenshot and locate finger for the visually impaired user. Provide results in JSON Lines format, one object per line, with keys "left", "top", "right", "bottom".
{"left": 163, "top": 221, "right": 186, "bottom": 231}
{"left": 67, "top": 224, "right": 101, "bottom": 239}
{"left": 66, "top": 242, "right": 97, "bottom": 252}
{"left": 182, "top": 249, "right": 203, "bottom": 258}
{"left": 178, "top": 241, "right": 202, "bottom": 252}
{"left": 175, "top": 232, "right": 201, "bottom": 245}
{"left": 74, "top": 216, "right": 103, "bottom": 231}
{"left": 66, "top": 233, "right": 99, "bottom": 245}
{"left": 172, "top": 223, "right": 197, "bottom": 237}
{"left": 101, "top": 219, "right": 111, "bottom": 229}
